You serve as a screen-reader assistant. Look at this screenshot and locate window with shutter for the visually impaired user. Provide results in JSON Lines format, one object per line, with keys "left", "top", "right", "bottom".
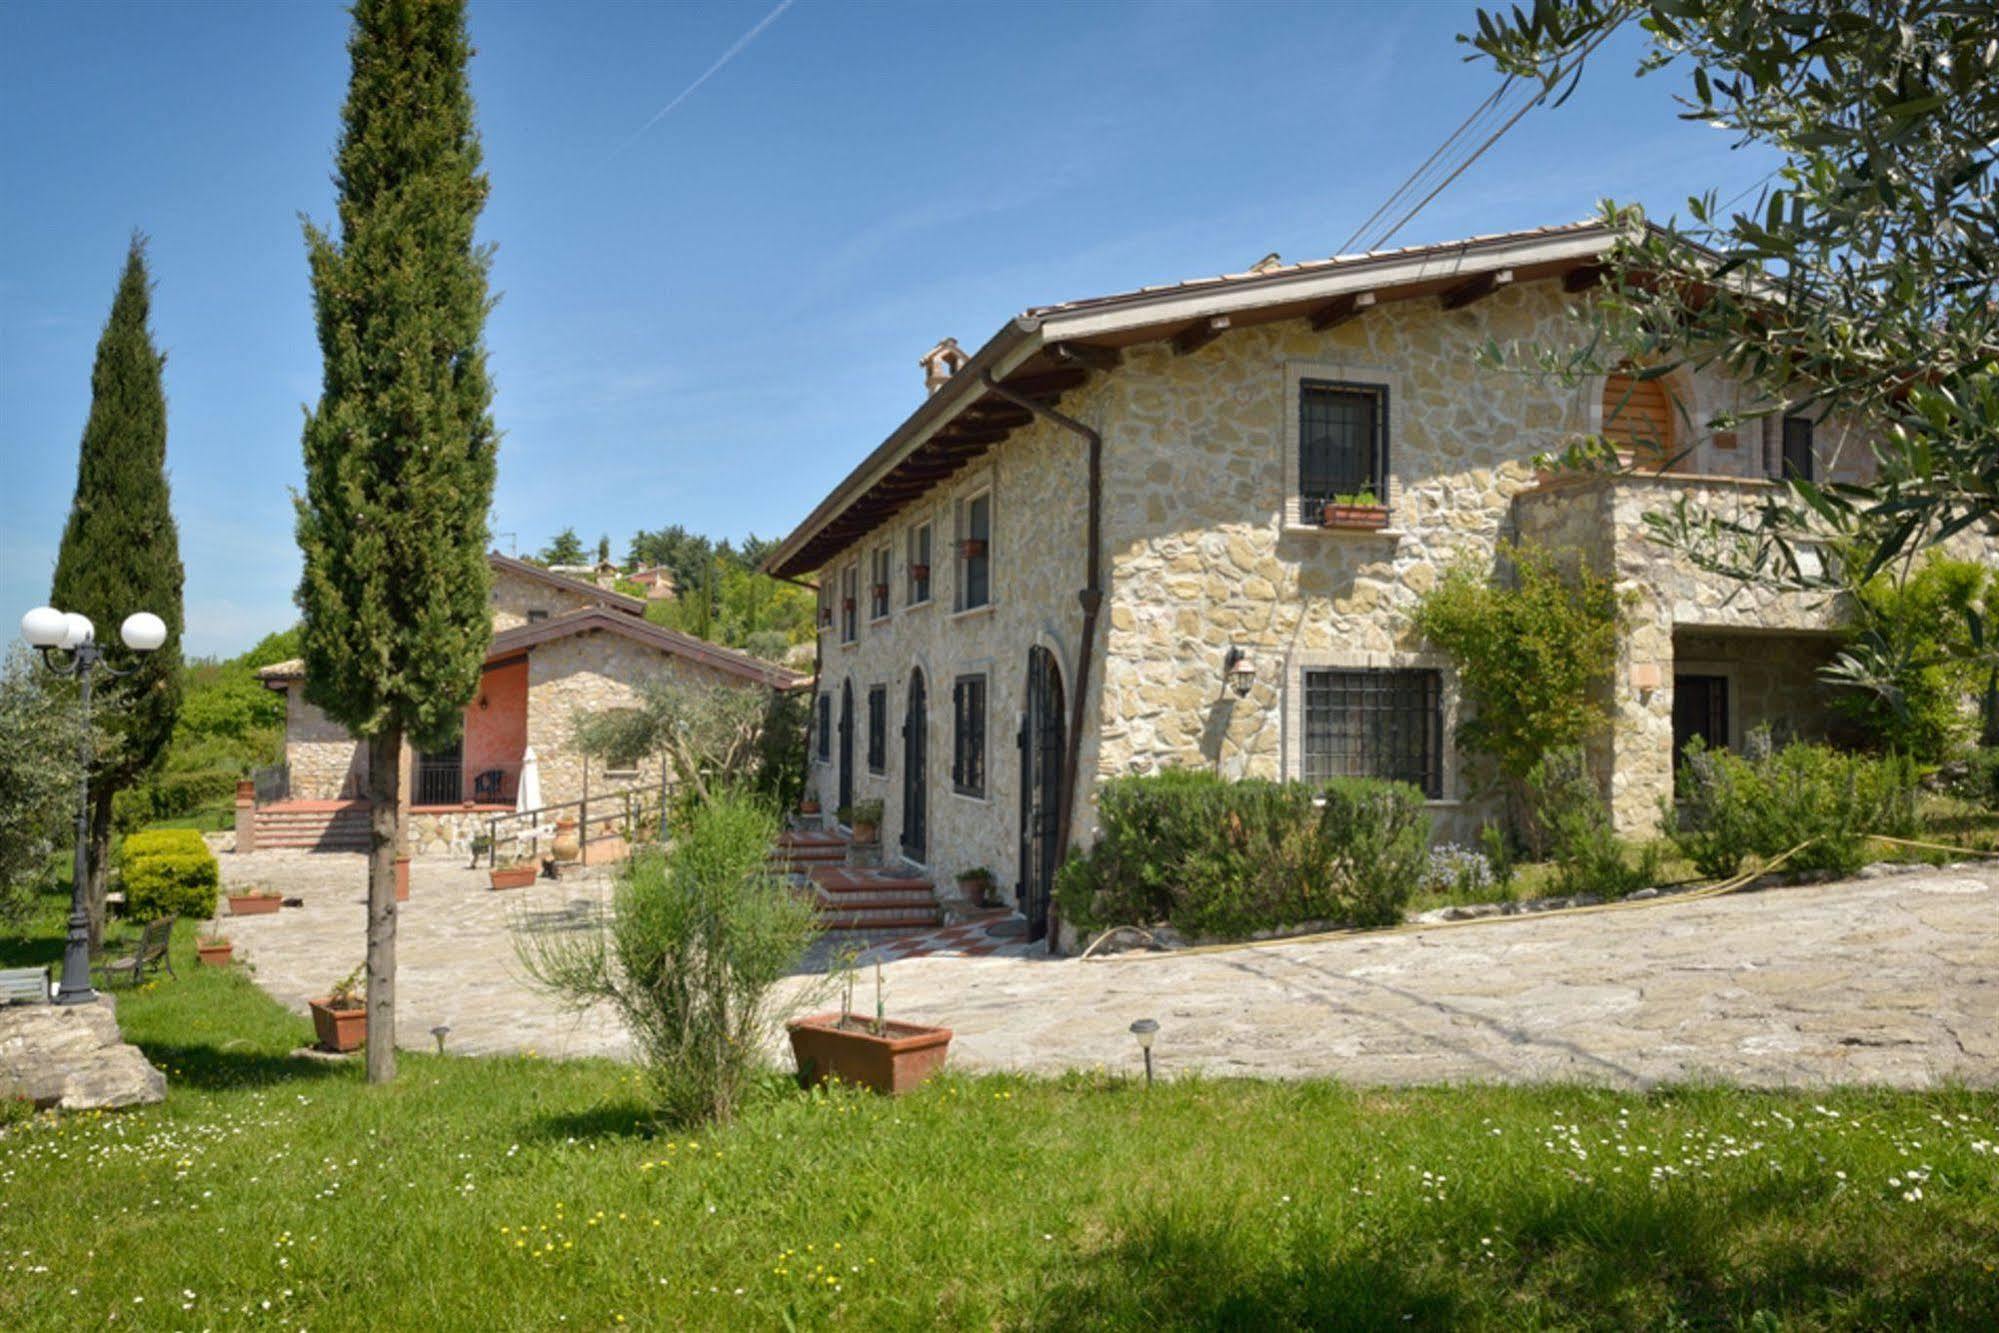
{"left": 952, "top": 673, "right": 987, "bottom": 797}
{"left": 867, "top": 685, "right": 887, "bottom": 774}
{"left": 1601, "top": 372, "right": 1676, "bottom": 469}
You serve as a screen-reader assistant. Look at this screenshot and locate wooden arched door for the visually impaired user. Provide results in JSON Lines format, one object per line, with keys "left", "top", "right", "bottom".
{"left": 837, "top": 679, "right": 854, "bottom": 819}
{"left": 901, "top": 670, "right": 927, "bottom": 862}
{"left": 1017, "top": 646, "right": 1065, "bottom": 941}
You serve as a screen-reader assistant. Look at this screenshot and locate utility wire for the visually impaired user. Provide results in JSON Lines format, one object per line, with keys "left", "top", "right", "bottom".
{"left": 1336, "top": 76, "right": 1517, "bottom": 256}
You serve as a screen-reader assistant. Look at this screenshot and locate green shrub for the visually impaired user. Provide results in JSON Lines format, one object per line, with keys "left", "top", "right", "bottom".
{"left": 1946, "top": 747, "right": 1999, "bottom": 809}
{"left": 122, "top": 837, "right": 219, "bottom": 921}
{"left": 1054, "top": 770, "right": 1429, "bottom": 939}
{"left": 1667, "top": 735, "right": 1920, "bottom": 879}
{"left": 1529, "top": 749, "right": 1662, "bottom": 898}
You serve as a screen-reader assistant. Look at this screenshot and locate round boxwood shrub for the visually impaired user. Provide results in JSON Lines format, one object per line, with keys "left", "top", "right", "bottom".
{"left": 121, "top": 829, "right": 219, "bottom": 921}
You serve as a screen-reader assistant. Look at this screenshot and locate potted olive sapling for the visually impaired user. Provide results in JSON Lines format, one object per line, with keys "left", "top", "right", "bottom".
{"left": 787, "top": 950, "right": 953, "bottom": 1095}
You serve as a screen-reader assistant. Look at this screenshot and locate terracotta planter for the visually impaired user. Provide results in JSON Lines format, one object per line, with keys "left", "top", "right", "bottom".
{"left": 850, "top": 820, "right": 879, "bottom": 845}
{"left": 552, "top": 818, "right": 581, "bottom": 864}
{"left": 309, "top": 998, "right": 366, "bottom": 1053}
{"left": 489, "top": 864, "right": 537, "bottom": 891}
{"left": 959, "top": 538, "right": 987, "bottom": 558}
{"left": 1320, "top": 504, "right": 1390, "bottom": 531}
{"left": 800, "top": 801, "right": 821, "bottom": 816}
{"left": 842, "top": 597, "right": 857, "bottom": 612}
{"left": 909, "top": 563, "right": 930, "bottom": 581}
{"left": 196, "top": 940, "right": 233, "bottom": 968}
{"left": 395, "top": 855, "right": 410, "bottom": 903}
{"left": 228, "top": 892, "right": 282, "bottom": 917}
{"left": 787, "top": 1013, "right": 953, "bottom": 1094}
{"left": 955, "top": 876, "right": 993, "bottom": 909}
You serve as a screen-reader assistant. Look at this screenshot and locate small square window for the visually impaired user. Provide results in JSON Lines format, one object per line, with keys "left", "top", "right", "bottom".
{"left": 1301, "top": 667, "right": 1441, "bottom": 797}
{"left": 526, "top": 608, "right": 549, "bottom": 624}
{"left": 1298, "top": 380, "right": 1388, "bottom": 523}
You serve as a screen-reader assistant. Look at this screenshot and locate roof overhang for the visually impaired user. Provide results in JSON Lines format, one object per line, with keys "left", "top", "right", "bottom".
{"left": 763, "top": 220, "right": 1635, "bottom": 579}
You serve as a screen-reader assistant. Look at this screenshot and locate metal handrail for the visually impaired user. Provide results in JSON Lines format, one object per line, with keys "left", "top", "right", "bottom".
{"left": 483, "top": 781, "right": 669, "bottom": 867}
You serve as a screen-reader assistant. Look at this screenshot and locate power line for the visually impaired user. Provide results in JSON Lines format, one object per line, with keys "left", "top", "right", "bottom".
{"left": 1336, "top": 76, "right": 1517, "bottom": 256}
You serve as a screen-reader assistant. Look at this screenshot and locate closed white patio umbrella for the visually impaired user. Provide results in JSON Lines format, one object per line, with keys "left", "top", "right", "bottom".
{"left": 515, "top": 747, "right": 543, "bottom": 816}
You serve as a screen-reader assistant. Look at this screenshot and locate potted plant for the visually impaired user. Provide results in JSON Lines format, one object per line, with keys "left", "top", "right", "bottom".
{"left": 909, "top": 562, "right": 930, "bottom": 581}
{"left": 196, "top": 935, "right": 233, "bottom": 968}
{"left": 787, "top": 955, "right": 952, "bottom": 1095}
{"left": 309, "top": 965, "right": 367, "bottom": 1053}
{"left": 227, "top": 886, "right": 283, "bottom": 916}
{"left": 872, "top": 582, "right": 890, "bottom": 602}
{"left": 842, "top": 595, "right": 857, "bottom": 612}
{"left": 394, "top": 854, "right": 411, "bottom": 902}
{"left": 799, "top": 786, "right": 822, "bottom": 816}
{"left": 1319, "top": 489, "right": 1390, "bottom": 530}
{"left": 489, "top": 852, "right": 537, "bottom": 891}
{"left": 842, "top": 798, "right": 883, "bottom": 844}
{"left": 959, "top": 537, "right": 987, "bottom": 558}
{"left": 954, "top": 866, "right": 997, "bottom": 909}
{"left": 468, "top": 832, "right": 493, "bottom": 869}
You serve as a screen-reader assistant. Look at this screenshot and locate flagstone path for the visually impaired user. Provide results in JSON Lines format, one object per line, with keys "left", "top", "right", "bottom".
{"left": 216, "top": 850, "right": 1999, "bottom": 1088}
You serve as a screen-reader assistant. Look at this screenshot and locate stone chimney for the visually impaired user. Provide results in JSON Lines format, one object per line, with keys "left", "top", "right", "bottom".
{"left": 920, "top": 337, "right": 970, "bottom": 395}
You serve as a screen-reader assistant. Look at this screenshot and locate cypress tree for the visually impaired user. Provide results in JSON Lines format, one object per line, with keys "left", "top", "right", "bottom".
{"left": 296, "top": 0, "right": 496, "bottom": 1084}
{"left": 51, "top": 236, "right": 184, "bottom": 950}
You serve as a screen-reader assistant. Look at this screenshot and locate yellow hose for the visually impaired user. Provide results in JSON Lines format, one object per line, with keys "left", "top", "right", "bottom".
{"left": 1082, "top": 831, "right": 1996, "bottom": 963}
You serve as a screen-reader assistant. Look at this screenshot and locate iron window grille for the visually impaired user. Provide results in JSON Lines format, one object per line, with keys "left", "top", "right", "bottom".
{"left": 840, "top": 565, "right": 858, "bottom": 643}
{"left": 867, "top": 685, "right": 888, "bottom": 774}
{"left": 907, "top": 521, "right": 932, "bottom": 606}
{"left": 952, "top": 673, "right": 987, "bottom": 797}
{"left": 1302, "top": 668, "right": 1442, "bottom": 797}
{"left": 958, "top": 491, "right": 992, "bottom": 610}
{"left": 1780, "top": 416, "right": 1814, "bottom": 482}
{"left": 1298, "top": 380, "right": 1388, "bottom": 523}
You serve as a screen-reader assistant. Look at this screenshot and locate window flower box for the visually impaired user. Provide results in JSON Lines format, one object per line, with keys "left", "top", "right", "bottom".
{"left": 310, "top": 997, "right": 366, "bottom": 1053}
{"left": 227, "top": 890, "right": 282, "bottom": 916}
{"left": 959, "top": 538, "right": 987, "bottom": 559}
{"left": 1320, "top": 503, "right": 1390, "bottom": 531}
{"left": 909, "top": 562, "right": 930, "bottom": 581}
{"left": 842, "top": 596, "right": 857, "bottom": 612}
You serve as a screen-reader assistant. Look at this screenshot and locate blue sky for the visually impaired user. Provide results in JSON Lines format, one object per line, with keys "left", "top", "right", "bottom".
{"left": 0, "top": 0, "right": 1774, "bottom": 657}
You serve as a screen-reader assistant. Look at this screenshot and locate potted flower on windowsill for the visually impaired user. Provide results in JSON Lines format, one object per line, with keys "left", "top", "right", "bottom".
{"left": 227, "top": 885, "right": 283, "bottom": 916}
{"left": 909, "top": 562, "right": 930, "bottom": 581}
{"left": 196, "top": 935, "right": 234, "bottom": 968}
{"left": 309, "top": 965, "right": 367, "bottom": 1053}
{"left": 840, "top": 798, "right": 884, "bottom": 844}
{"left": 787, "top": 955, "right": 952, "bottom": 1095}
{"left": 1319, "top": 489, "right": 1390, "bottom": 530}
{"left": 959, "top": 538, "right": 987, "bottom": 559}
{"left": 954, "top": 866, "right": 997, "bottom": 909}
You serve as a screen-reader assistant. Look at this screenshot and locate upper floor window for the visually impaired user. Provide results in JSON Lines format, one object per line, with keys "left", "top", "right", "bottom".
{"left": 840, "top": 564, "right": 858, "bottom": 644}
{"left": 867, "top": 684, "right": 888, "bottom": 774}
{"left": 906, "top": 520, "right": 933, "bottom": 607}
{"left": 1299, "top": 381, "right": 1388, "bottom": 523}
{"left": 526, "top": 608, "right": 549, "bottom": 624}
{"left": 956, "top": 490, "right": 992, "bottom": 611}
{"left": 817, "top": 693, "right": 831, "bottom": 761}
{"left": 952, "top": 673, "right": 987, "bottom": 797}
{"left": 1302, "top": 667, "right": 1442, "bottom": 798}
{"left": 869, "top": 545, "right": 892, "bottom": 621}
{"left": 816, "top": 581, "right": 832, "bottom": 633}
{"left": 1780, "top": 416, "right": 1814, "bottom": 482}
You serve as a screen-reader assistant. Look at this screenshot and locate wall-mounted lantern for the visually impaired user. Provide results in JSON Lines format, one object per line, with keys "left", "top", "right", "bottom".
{"left": 1224, "top": 644, "right": 1256, "bottom": 699}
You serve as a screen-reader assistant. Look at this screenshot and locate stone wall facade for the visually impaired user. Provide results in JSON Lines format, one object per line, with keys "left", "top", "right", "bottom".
{"left": 284, "top": 691, "right": 368, "bottom": 801}
{"left": 489, "top": 563, "right": 606, "bottom": 632}
{"left": 522, "top": 629, "right": 718, "bottom": 809}
{"left": 809, "top": 382, "right": 1107, "bottom": 909}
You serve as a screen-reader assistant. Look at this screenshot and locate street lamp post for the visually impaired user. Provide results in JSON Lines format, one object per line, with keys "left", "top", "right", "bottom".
{"left": 20, "top": 604, "right": 167, "bottom": 1006}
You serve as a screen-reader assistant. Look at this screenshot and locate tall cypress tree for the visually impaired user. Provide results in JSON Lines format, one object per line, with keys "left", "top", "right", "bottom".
{"left": 297, "top": 0, "right": 496, "bottom": 1084}
{"left": 51, "top": 236, "right": 184, "bottom": 950}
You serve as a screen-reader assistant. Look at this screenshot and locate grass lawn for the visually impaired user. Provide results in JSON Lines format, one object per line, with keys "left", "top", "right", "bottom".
{"left": 4, "top": 898, "right": 1998, "bottom": 1329}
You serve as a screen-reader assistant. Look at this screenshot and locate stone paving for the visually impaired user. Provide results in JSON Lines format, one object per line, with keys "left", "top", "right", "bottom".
{"left": 217, "top": 850, "right": 1999, "bottom": 1089}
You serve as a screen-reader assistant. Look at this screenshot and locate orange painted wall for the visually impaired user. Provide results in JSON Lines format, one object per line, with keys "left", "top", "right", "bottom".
{"left": 464, "top": 658, "right": 529, "bottom": 795}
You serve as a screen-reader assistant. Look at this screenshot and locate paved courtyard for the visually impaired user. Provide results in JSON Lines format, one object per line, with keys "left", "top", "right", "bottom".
{"left": 217, "top": 849, "right": 1999, "bottom": 1088}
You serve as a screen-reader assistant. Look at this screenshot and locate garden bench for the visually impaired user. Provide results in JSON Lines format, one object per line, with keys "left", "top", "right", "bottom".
{"left": 93, "top": 915, "right": 177, "bottom": 988}
{"left": 0, "top": 966, "right": 51, "bottom": 1005}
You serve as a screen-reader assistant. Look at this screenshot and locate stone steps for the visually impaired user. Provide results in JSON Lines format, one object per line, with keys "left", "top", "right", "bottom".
{"left": 253, "top": 803, "right": 372, "bottom": 852}
{"left": 774, "top": 829, "right": 943, "bottom": 932}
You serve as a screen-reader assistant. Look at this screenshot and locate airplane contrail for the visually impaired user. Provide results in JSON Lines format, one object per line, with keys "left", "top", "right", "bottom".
{"left": 611, "top": 0, "right": 799, "bottom": 157}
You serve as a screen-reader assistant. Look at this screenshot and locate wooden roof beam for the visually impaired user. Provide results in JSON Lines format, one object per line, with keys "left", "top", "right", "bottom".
{"left": 1171, "top": 315, "right": 1231, "bottom": 357}
{"left": 1047, "top": 341, "right": 1122, "bottom": 373}
{"left": 1562, "top": 263, "right": 1608, "bottom": 293}
{"left": 1440, "top": 268, "right": 1513, "bottom": 311}
{"left": 990, "top": 366, "right": 1091, "bottom": 397}
{"left": 1307, "top": 290, "right": 1376, "bottom": 332}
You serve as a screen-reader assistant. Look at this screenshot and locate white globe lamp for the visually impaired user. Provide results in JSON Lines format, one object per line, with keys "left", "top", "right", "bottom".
{"left": 120, "top": 612, "right": 167, "bottom": 653}
{"left": 20, "top": 606, "right": 67, "bottom": 648}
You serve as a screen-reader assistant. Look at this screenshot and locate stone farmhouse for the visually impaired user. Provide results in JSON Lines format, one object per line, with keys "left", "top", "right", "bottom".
{"left": 765, "top": 218, "right": 1910, "bottom": 945}
{"left": 251, "top": 552, "right": 801, "bottom": 855}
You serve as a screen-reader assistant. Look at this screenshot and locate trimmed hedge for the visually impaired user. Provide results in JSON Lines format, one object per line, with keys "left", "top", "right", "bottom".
{"left": 122, "top": 829, "right": 220, "bottom": 921}
{"left": 1055, "top": 770, "right": 1429, "bottom": 940}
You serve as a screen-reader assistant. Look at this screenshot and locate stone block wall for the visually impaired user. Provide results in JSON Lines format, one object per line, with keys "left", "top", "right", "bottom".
{"left": 283, "top": 690, "right": 367, "bottom": 800}
{"left": 490, "top": 564, "right": 605, "bottom": 631}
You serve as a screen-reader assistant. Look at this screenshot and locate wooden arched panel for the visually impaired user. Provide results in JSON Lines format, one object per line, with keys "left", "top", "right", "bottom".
{"left": 1601, "top": 372, "right": 1676, "bottom": 469}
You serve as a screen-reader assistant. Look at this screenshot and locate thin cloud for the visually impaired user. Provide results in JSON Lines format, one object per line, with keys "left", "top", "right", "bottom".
{"left": 609, "top": 0, "right": 797, "bottom": 158}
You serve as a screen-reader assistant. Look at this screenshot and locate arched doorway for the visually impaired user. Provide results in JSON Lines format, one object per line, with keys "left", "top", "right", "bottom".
{"left": 1601, "top": 370, "right": 1676, "bottom": 470}
{"left": 837, "top": 679, "right": 854, "bottom": 819}
{"left": 1017, "top": 646, "right": 1065, "bottom": 941}
{"left": 901, "top": 670, "right": 927, "bottom": 862}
